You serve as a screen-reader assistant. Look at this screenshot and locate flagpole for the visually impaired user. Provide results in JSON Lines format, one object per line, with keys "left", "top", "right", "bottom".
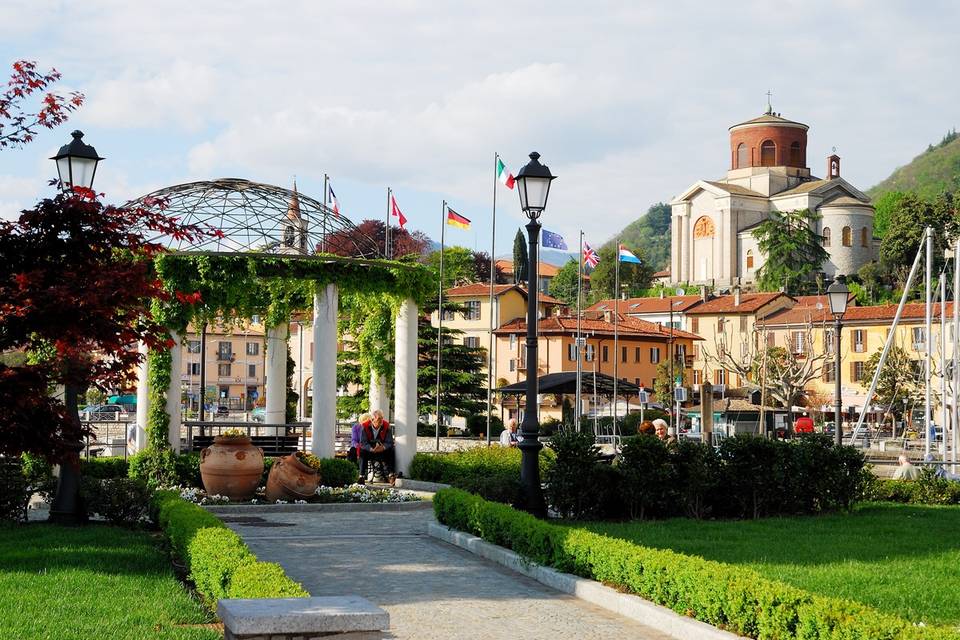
{"left": 385, "top": 187, "right": 392, "bottom": 259}
{"left": 435, "top": 200, "right": 447, "bottom": 451}
{"left": 613, "top": 238, "right": 620, "bottom": 448}
{"left": 486, "top": 153, "right": 498, "bottom": 447}
{"left": 576, "top": 230, "right": 583, "bottom": 432}
{"left": 322, "top": 173, "right": 329, "bottom": 253}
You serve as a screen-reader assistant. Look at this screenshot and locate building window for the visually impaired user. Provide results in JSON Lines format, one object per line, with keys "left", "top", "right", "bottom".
{"left": 585, "top": 344, "right": 595, "bottom": 361}
{"left": 602, "top": 345, "right": 609, "bottom": 362}
{"left": 823, "top": 361, "right": 835, "bottom": 383}
{"left": 690, "top": 317, "right": 699, "bottom": 333}
{"left": 853, "top": 329, "right": 866, "bottom": 353}
{"left": 510, "top": 334, "right": 516, "bottom": 350}
{"left": 740, "top": 316, "right": 748, "bottom": 332}
{"left": 568, "top": 344, "right": 577, "bottom": 361}
{"left": 650, "top": 347, "right": 661, "bottom": 364}
{"left": 676, "top": 344, "right": 687, "bottom": 361}
{"left": 188, "top": 362, "right": 200, "bottom": 375}
{"left": 746, "top": 250, "right": 754, "bottom": 270}
{"left": 912, "top": 327, "right": 926, "bottom": 350}
{"left": 692, "top": 370, "right": 701, "bottom": 385}
{"left": 464, "top": 336, "right": 480, "bottom": 349}
{"left": 509, "top": 359, "right": 516, "bottom": 372}
{"left": 760, "top": 140, "right": 776, "bottom": 166}
{"left": 824, "top": 328, "right": 835, "bottom": 351}
{"left": 715, "top": 369, "right": 726, "bottom": 385}
{"left": 851, "top": 361, "right": 865, "bottom": 382}
{"left": 248, "top": 364, "right": 256, "bottom": 378}
{"left": 842, "top": 226, "right": 852, "bottom": 247}
{"left": 218, "top": 363, "right": 231, "bottom": 377}
{"left": 736, "top": 142, "right": 748, "bottom": 168}
{"left": 621, "top": 346, "right": 628, "bottom": 363}
{"left": 791, "top": 330, "right": 806, "bottom": 355}
{"left": 463, "top": 300, "right": 481, "bottom": 321}
{"left": 717, "top": 317, "right": 726, "bottom": 332}
{"left": 635, "top": 346, "right": 641, "bottom": 363}
{"left": 217, "top": 341, "right": 232, "bottom": 359}
{"left": 861, "top": 227, "right": 869, "bottom": 247}
{"left": 187, "top": 340, "right": 201, "bottom": 354}
{"left": 246, "top": 342, "right": 259, "bottom": 356}
{"left": 790, "top": 141, "right": 801, "bottom": 165}
{"left": 822, "top": 227, "right": 831, "bottom": 247}
{"left": 441, "top": 308, "right": 456, "bottom": 321}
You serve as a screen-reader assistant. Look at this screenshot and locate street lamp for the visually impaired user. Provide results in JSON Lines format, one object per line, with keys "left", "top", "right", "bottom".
{"left": 827, "top": 276, "right": 849, "bottom": 446}
{"left": 51, "top": 130, "right": 104, "bottom": 191}
{"left": 514, "top": 151, "right": 556, "bottom": 517}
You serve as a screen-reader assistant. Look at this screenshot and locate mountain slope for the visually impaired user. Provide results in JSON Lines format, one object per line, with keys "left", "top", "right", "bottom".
{"left": 601, "top": 202, "right": 671, "bottom": 271}
{"left": 868, "top": 130, "right": 960, "bottom": 200}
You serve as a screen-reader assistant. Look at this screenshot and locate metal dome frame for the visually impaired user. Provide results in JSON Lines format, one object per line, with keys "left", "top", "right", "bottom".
{"left": 126, "top": 178, "right": 382, "bottom": 258}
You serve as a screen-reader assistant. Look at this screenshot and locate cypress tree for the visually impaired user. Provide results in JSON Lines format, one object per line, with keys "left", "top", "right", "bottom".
{"left": 513, "top": 229, "right": 529, "bottom": 284}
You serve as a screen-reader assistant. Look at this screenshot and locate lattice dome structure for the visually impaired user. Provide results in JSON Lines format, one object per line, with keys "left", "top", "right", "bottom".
{"left": 127, "top": 178, "right": 382, "bottom": 258}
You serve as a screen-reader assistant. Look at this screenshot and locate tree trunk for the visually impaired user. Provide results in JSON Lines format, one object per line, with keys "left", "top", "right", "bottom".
{"left": 47, "top": 384, "right": 87, "bottom": 525}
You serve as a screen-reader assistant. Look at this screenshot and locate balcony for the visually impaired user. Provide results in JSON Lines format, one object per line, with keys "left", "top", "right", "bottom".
{"left": 216, "top": 352, "right": 235, "bottom": 362}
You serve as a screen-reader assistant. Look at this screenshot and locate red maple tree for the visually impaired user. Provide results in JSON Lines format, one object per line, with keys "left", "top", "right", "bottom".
{"left": 0, "top": 60, "right": 84, "bottom": 149}
{"left": 0, "top": 188, "right": 213, "bottom": 461}
{"left": 325, "top": 219, "right": 431, "bottom": 259}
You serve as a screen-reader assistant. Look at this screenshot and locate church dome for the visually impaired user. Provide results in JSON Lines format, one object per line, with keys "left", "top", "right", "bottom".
{"left": 729, "top": 109, "right": 808, "bottom": 171}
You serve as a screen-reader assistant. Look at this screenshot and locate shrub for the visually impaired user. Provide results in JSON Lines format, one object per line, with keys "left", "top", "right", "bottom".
{"left": 128, "top": 448, "right": 178, "bottom": 488}
{"left": 867, "top": 468, "right": 960, "bottom": 505}
{"left": 539, "top": 417, "right": 562, "bottom": 437}
{"left": 433, "top": 488, "right": 953, "bottom": 640}
{"left": 152, "top": 491, "right": 308, "bottom": 609}
{"left": 410, "top": 446, "right": 555, "bottom": 504}
{"left": 319, "top": 458, "right": 356, "bottom": 487}
{"left": 173, "top": 452, "right": 203, "bottom": 488}
{"left": 618, "top": 435, "right": 674, "bottom": 519}
{"left": 80, "top": 456, "right": 129, "bottom": 479}
{"left": 670, "top": 439, "right": 720, "bottom": 519}
{"left": 20, "top": 452, "right": 53, "bottom": 486}
{"left": 716, "top": 435, "right": 781, "bottom": 519}
{"left": 544, "top": 430, "right": 607, "bottom": 520}
{"left": 465, "top": 413, "right": 503, "bottom": 438}
{"left": 80, "top": 477, "right": 151, "bottom": 526}
{"left": 0, "top": 457, "right": 30, "bottom": 522}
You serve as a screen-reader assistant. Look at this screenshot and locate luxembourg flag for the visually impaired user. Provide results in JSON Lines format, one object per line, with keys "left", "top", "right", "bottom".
{"left": 618, "top": 244, "right": 642, "bottom": 264}
{"left": 328, "top": 184, "right": 340, "bottom": 217}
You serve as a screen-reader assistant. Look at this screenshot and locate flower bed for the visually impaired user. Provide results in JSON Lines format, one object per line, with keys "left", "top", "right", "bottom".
{"left": 176, "top": 484, "right": 421, "bottom": 505}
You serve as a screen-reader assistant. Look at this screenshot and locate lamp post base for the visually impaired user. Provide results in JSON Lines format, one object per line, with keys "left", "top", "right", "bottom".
{"left": 517, "top": 435, "right": 546, "bottom": 517}
{"left": 47, "top": 444, "right": 87, "bottom": 526}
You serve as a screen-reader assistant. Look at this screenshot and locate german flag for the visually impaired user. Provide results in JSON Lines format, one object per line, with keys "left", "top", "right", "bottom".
{"left": 446, "top": 208, "right": 471, "bottom": 230}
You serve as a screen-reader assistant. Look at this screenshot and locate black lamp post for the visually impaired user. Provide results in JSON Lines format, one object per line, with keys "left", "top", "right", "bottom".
{"left": 50, "top": 130, "right": 103, "bottom": 191}
{"left": 827, "top": 276, "right": 849, "bottom": 446}
{"left": 514, "top": 151, "right": 555, "bottom": 517}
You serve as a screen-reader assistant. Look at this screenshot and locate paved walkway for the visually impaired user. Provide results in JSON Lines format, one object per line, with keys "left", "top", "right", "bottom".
{"left": 222, "top": 506, "right": 672, "bottom": 640}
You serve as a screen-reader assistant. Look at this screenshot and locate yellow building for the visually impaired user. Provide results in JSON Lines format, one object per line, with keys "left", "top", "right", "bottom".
{"left": 757, "top": 302, "right": 953, "bottom": 413}
{"left": 180, "top": 320, "right": 267, "bottom": 413}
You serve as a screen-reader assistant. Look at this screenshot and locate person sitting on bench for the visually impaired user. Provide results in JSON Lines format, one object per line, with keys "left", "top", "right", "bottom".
{"left": 347, "top": 413, "right": 371, "bottom": 465}
{"left": 358, "top": 409, "right": 396, "bottom": 484}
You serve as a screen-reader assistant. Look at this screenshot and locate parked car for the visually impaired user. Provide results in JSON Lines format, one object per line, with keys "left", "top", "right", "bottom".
{"left": 80, "top": 404, "right": 128, "bottom": 421}
{"left": 215, "top": 405, "right": 230, "bottom": 416}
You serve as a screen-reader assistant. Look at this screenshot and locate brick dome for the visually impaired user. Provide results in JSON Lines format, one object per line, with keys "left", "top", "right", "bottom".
{"left": 729, "top": 111, "right": 808, "bottom": 170}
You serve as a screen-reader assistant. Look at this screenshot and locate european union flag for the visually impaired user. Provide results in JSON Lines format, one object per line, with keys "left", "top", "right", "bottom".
{"left": 542, "top": 229, "right": 568, "bottom": 250}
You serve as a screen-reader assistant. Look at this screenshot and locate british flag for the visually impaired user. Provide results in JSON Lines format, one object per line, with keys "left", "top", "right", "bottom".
{"left": 583, "top": 241, "right": 600, "bottom": 268}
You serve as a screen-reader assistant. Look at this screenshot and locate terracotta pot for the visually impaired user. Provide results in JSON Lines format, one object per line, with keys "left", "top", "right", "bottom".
{"left": 200, "top": 435, "right": 264, "bottom": 501}
{"left": 265, "top": 454, "right": 320, "bottom": 502}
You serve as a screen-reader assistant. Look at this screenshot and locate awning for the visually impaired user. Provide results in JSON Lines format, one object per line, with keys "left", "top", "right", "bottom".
{"left": 497, "top": 372, "right": 642, "bottom": 397}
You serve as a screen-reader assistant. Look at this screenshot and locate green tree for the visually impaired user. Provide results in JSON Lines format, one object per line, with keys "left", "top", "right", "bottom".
{"left": 513, "top": 229, "right": 528, "bottom": 284}
{"left": 880, "top": 192, "right": 958, "bottom": 286}
{"left": 752, "top": 208, "right": 829, "bottom": 294}
{"left": 417, "top": 312, "right": 486, "bottom": 419}
{"left": 285, "top": 346, "right": 299, "bottom": 423}
{"left": 862, "top": 346, "right": 923, "bottom": 412}
{"left": 872, "top": 191, "right": 908, "bottom": 239}
{"left": 548, "top": 259, "right": 581, "bottom": 305}
{"left": 425, "top": 246, "right": 479, "bottom": 288}
{"left": 654, "top": 360, "right": 688, "bottom": 405}
{"left": 588, "top": 243, "right": 654, "bottom": 301}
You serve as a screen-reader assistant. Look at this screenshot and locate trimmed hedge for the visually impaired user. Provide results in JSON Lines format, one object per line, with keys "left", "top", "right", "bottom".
{"left": 410, "top": 446, "right": 555, "bottom": 503}
{"left": 434, "top": 488, "right": 958, "bottom": 640}
{"left": 80, "top": 457, "right": 129, "bottom": 479}
{"left": 866, "top": 469, "right": 960, "bottom": 505}
{"left": 152, "top": 490, "right": 308, "bottom": 609}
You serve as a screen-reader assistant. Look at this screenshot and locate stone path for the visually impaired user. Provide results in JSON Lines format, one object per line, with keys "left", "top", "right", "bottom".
{"left": 223, "top": 506, "right": 673, "bottom": 640}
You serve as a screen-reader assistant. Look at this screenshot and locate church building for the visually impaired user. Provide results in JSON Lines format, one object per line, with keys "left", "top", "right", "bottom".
{"left": 669, "top": 106, "right": 876, "bottom": 287}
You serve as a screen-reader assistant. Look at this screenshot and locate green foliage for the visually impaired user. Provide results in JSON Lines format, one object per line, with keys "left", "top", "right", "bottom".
{"left": 465, "top": 413, "right": 503, "bottom": 438}
{"left": 129, "top": 448, "right": 178, "bottom": 488}
{"left": 872, "top": 190, "right": 908, "bottom": 238}
{"left": 434, "top": 489, "right": 958, "bottom": 639}
{"left": 0, "top": 457, "right": 29, "bottom": 522}
{"left": 868, "top": 132, "right": 960, "bottom": 202}
{"left": 80, "top": 456, "right": 129, "bottom": 479}
{"left": 752, "top": 208, "right": 829, "bottom": 294}
{"left": 417, "top": 315, "right": 487, "bottom": 419}
{"left": 425, "top": 245, "right": 479, "bottom": 288}
{"left": 544, "top": 430, "right": 617, "bottom": 519}
{"left": 152, "top": 491, "right": 308, "bottom": 609}
{"left": 20, "top": 452, "right": 53, "bottom": 486}
{"left": 603, "top": 202, "right": 672, "bottom": 271}
{"left": 619, "top": 435, "right": 674, "bottom": 519}
{"left": 513, "top": 229, "right": 528, "bottom": 283}
{"left": 879, "top": 191, "right": 958, "bottom": 287}
{"left": 588, "top": 242, "right": 654, "bottom": 300}
{"left": 146, "top": 345, "right": 172, "bottom": 450}
{"left": 653, "top": 360, "right": 687, "bottom": 405}
{"left": 671, "top": 438, "right": 721, "bottom": 519}
{"left": 548, "top": 259, "right": 581, "bottom": 305}
{"left": 862, "top": 345, "right": 923, "bottom": 409}
{"left": 319, "top": 457, "right": 357, "bottom": 488}
{"left": 409, "top": 446, "right": 555, "bottom": 503}
{"left": 285, "top": 345, "right": 299, "bottom": 423}
{"left": 865, "top": 468, "right": 960, "bottom": 505}
{"left": 80, "top": 477, "right": 151, "bottom": 526}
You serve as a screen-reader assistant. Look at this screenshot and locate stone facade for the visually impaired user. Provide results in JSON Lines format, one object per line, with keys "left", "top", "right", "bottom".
{"left": 671, "top": 109, "right": 876, "bottom": 287}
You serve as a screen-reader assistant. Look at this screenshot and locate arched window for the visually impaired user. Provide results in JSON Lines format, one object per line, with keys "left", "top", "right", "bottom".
{"left": 736, "top": 143, "right": 748, "bottom": 168}
{"left": 842, "top": 226, "right": 852, "bottom": 247}
{"left": 746, "top": 250, "right": 754, "bottom": 270}
{"left": 760, "top": 140, "right": 776, "bottom": 166}
{"left": 822, "top": 227, "right": 831, "bottom": 247}
{"left": 790, "top": 141, "right": 801, "bottom": 165}
{"left": 861, "top": 227, "right": 869, "bottom": 247}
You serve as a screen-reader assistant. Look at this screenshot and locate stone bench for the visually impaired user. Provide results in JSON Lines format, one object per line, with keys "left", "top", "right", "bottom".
{"left": 218, "top": 596, "right": 389, "bottom": 640}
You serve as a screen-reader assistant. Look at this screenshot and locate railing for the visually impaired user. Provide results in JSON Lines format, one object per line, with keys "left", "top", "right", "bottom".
{"left": 81, "top": 420, "right": 134, "bottom": 460}
{"left": 183, "top": 420, "right": 355, "bottom": 457}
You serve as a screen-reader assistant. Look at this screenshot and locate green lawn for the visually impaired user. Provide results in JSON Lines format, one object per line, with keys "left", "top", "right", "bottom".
{"left": 0, "top": 523, "right": 220, "bottom": 640}
{"left": 579, "top": 503, "right": 960, "bottom": 627}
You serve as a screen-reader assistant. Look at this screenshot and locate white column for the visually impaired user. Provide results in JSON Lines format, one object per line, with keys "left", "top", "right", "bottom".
{"left": 134, "top": 342, "right": 149, "bottom": 453}
{"left": 311, "top": 284, "right": 339, "bottom": 458}
{"left": 680, "top": 209, "right": 691, "bottom": 282}
{"left": 369, "top": 371, "right": 390, "bottom": 420}
{"left": 165, "top": 331, "right": 182, "bottom": 453}
{"left": 265, "top": 323, "right": 289, "bottom": 432}
{"left": 393, "top": 298, "right": 418, "bottom": 475}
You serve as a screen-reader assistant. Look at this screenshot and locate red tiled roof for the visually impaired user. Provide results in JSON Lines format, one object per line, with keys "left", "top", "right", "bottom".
{"left": 758, "top": 302, "right": 956, "bottom": 327}
{"left": 495, "top": 259, "right": 561, "bottom": 277}
{"left": 445, "top": 283, "right": 564, "bottom": 305}
{"left": 684, "top": 292, "right": 787, "bottom": 315}
{"left": 653, "top": 269, "right": 670, "bottom": 278}
{"left": 790, "top": 293, "right": 857, "bottom": 308}
{"left": 587, "top": 295, "right": 703, "bottom": 315}
{"left": 495, "top": 314, "right": 702, "bottom": 340}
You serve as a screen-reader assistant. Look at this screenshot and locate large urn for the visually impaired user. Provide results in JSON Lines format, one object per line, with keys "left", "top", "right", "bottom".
{"left": 265, "top": 453, "right": 320, "bottom": 502}
{"left": 200, "top": 435, "right": 264, "bottom": 501}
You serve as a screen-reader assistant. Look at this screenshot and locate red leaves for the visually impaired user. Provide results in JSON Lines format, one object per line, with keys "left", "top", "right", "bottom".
{"left": 175, "top": 290, "right": 203, "bottom": 305}
{"left": 1, "top": 60, "right": 84, "bottom": 149}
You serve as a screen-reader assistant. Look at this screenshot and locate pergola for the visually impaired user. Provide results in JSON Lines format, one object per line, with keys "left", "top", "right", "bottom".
{"left": 125, "top": 179, "right": 430, "bottom": 473}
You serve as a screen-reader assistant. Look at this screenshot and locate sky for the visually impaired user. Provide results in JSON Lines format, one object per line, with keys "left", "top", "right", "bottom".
{"left": 1, "top": 0, "right": 959, "bottom": 257}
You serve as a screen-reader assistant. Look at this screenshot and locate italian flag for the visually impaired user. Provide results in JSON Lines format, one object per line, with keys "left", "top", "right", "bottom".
{"left": 497, "top": 157, "right": 515, "bottom": 189}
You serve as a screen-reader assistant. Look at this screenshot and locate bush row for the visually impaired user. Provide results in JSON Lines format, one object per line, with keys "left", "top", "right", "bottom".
{"left": 434, "top": 488, "right": 956, "bottom": 640}
{"left": 865, "top": 468, "right": 960, "bottom": 505}
{"left": 261, "top": 456, "right": 356, "bottom": 488}
{"left": 409, "top": 446, "right": 556, "bottom": 504}
{"left": 152, "top": 490, "right": 308, "bottom": 609}
{"left": 546, "top": 432, "right": 867, "bottom": 520}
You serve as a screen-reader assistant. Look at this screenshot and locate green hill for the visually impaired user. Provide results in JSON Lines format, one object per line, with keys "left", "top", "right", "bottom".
{"left": 602, "top": 202, "right": 671, "bottom": 270}
{"left": 868, "top": 129, "right": 960, "bottom": 200}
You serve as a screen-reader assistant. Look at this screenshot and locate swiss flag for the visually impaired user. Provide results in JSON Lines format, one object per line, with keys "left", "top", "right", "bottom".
{"left": 390, "top": 196, "right": 407, "bottom": 229}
